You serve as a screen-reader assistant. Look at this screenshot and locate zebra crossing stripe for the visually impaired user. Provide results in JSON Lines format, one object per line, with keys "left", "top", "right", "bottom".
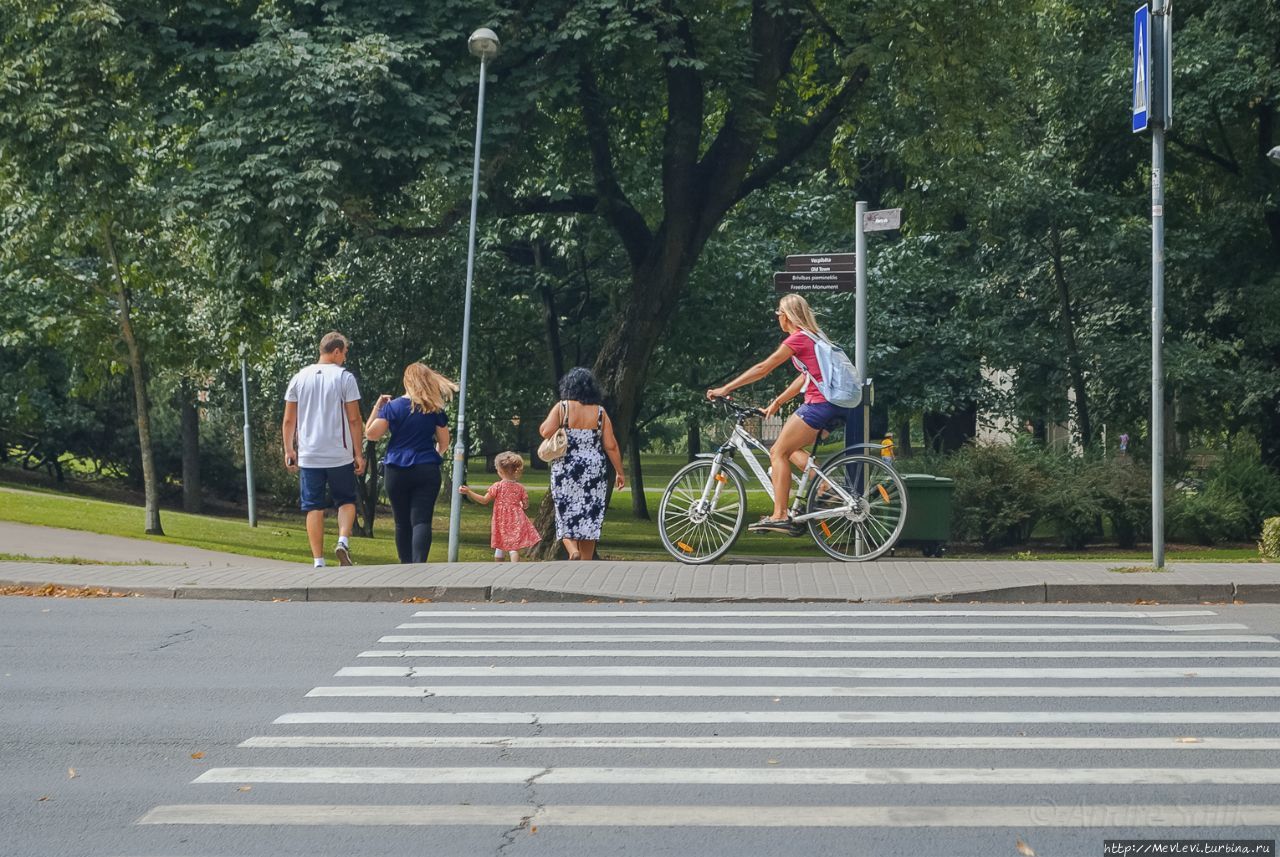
{"left": 273, "top": 710, "right": 1280, "bottom": 725}
{"left": 305, "top": 683, "right": 1280, "bottom": 698}
{"left": 393, "top": 621, "right": 1247, "bottom": 631}
{"left": 191, "top": 766, "right": 1280, "bottom": 786}
{"left": 238, "top": 735, "right": 1280, "bottom": 751}
{"left": 357, "top": 648, "right": 1280, "bottom": 660}
{"left": 331, "top": 665, "right": 1280, "bottom": 679}
{"left": 378, "top": 634, "right": 1277, "bottom": 644}
{"left": 136, "top": 802, "right": 1280, "bottom": 827}
{"left": 410, "top": 609, "right": 1219, "bottom": 618}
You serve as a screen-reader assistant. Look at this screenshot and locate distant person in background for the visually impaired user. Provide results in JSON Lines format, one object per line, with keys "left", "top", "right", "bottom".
{"left": 540, "top": 368, "right": 625, "bottom": 560}
{"left": 880, "top": 432, "right": 895, "bottom": 463}
{"left": 1119, "top": 432, "right": 1130, "bottom": 454}
{"left": 364, "top": 362, "right": 455, "bottom": 564}
{"left": 282, "top": 332, "right": 364, "bottom": 567}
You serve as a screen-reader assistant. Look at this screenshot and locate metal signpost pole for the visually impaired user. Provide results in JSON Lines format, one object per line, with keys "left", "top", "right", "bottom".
{"left": 240, "top": 356, "right": 257, "bottom": 527}
{"left": 1149, "top": 1, "right": 1170, "bottom": 569}
{"left": 447, "top": 29, "right": 499, "bottom": 563}
{"left": 854, "top": 200, "right": 868, "bottom": 448}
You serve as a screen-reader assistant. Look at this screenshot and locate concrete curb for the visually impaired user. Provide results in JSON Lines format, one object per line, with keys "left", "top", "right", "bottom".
{"left": 4, "top": 576, "right": 1280, "bottom": 604}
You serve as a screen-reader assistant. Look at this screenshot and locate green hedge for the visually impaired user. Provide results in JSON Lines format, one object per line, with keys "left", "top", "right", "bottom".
{"left": 907, "top": 441, "right": 1278, "bottom": 549}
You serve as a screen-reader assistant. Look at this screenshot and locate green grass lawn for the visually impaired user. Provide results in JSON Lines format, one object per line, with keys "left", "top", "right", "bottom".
{"left": 0, "top": 454, "right": 1270, "bottom": 565}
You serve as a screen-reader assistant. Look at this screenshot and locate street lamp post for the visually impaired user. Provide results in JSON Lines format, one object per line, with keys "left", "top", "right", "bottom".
{"left": 446, "top": 27, "right": 500, "bottom": 563}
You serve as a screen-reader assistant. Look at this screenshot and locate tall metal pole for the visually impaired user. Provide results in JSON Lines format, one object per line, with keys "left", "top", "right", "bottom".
{"left": 1150, "top": 0, "right": 1167, "bottom": 569}
{"left": 447, "top": 54, "right": 489, "bottom": 563}
{"left": 240, "top": 357, "right": 257, "bottom": 528}
{"left": 854, "top": 200, "right": 869, "bottom": 445}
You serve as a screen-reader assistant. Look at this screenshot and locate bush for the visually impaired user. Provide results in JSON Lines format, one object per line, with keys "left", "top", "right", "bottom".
{"left": 1038, "top": 453, "right": 1106, "bottom": 550}
{"left": 1204, "top": 455, "right": 1280, "bottom": 537}
{"left": 1261, "top": 517, "right": 1280, "bottom": 560}
{"left": 940, "top": 442, "right": 1048, "bottom": 549}
{"left": 1097, "top": 457, "right": 1151, "bottom": 549}
{"left": 1166, "top": 484, "right": 1251, "bottom": 545}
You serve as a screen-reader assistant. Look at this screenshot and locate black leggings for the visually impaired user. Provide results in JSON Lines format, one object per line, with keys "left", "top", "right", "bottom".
{"left": 383, "top": 463, "right": 442, "bottom": 563}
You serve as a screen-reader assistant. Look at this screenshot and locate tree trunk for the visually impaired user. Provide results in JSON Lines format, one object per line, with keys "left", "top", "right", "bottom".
{"left": 535, "top": 242, "right": 565, "bottom": 390}
{"left": 354, "top": 438, "right": 379, "bottom": 537}
{"left": 686, "top": 416, "right": 701, "bottom": 461}
{"left": 896, "top": 415, "right": 913, "bottom": 459}
{"left": 103, "top": 221, "right": 163, "bottom": 535}
{"left": 629, "top": 424, "right": 648, "bottom": 520}
{"left": 1048, "top": 224, "right": 1093, "bottom": 450}
{"left": 179, "top": 382, "right": 202, "bottom": 514}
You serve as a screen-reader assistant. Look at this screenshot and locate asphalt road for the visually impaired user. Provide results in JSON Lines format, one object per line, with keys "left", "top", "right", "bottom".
{"left": 4, "top": 598, "right": 1280, "bottom": 857}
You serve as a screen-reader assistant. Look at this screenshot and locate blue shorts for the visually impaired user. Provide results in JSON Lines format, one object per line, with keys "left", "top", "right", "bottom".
{"left": 299, "top": 464, "right": 358, "bottom": 512}
{"left": 795, "top": 401, "right": 850, "bottom": 432}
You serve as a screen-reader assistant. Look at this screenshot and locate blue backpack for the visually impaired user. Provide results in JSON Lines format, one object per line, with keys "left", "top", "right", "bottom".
{"left": 791, "top": 329, "right": 863, "bottom": 408}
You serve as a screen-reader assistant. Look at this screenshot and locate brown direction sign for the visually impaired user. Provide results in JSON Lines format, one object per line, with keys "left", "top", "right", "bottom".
{"left": 786, "top": 252, "right": 855, "bottom": 273}
{"left": 774, "top": 270, "right": 855, "bottom": 293}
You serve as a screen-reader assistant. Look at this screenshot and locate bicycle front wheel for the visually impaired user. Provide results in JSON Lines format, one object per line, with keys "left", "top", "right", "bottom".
{"left": 658, "top": 459, "right": 747, "bottom": 564}
{"left": 804, "top": 453, "right": 907, "bottom": 562}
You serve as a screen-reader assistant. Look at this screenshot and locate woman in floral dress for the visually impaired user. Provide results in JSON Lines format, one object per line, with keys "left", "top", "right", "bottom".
{"left": 538, "top": 367, "right": 625, "bottom": 560}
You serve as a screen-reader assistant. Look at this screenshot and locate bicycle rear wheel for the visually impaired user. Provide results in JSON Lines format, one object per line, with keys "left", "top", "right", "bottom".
{"left": 658, "top": 459, "right": 747, "bottom": 564}
{"left": 804, "top": 453, "right": 907, "bottom": 562}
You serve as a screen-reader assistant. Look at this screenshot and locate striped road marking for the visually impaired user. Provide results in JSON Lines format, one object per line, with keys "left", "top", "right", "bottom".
{"left": 192, "top": 766, "right": 1280, "bottom": 786}
{"left": 358, "top": 648, "right": 1280, "bottom": 660}
{"left": 304, "top": 683, "right": 1280, "bottom": 699}
{"left": 273, "top": 710, "right": 1280, "bottom": 725}
{"left": 135, "top": 803, "right": 1280, "bottom": 827}
{"left": 379, "top": 634, "right": 1278, "bottom": 644}
{"left": 393, "top": 622, "right": 1247, "bottom": 631}
{"left": 410, "top": 609, "right": 1220, "bottom": 618}
{"left": 239, "top": 735, "right": 1280, "bottom": 751}
{"left": 331, "top": 665, "right": 1280, "bottom": 679}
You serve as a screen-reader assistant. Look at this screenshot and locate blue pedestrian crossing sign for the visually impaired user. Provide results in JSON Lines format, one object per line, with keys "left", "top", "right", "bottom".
{"left": 1132, "top": 4, "right": 1151, "bottom": 133}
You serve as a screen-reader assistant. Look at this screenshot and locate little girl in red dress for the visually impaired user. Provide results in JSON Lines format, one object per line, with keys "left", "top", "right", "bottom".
{"left": 458, "top": 451, "right": 541, "bottom": 561}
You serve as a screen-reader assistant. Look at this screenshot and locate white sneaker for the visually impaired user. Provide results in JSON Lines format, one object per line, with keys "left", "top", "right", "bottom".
{"left": 335, "top": 543, "right": 353, "bottom": 566}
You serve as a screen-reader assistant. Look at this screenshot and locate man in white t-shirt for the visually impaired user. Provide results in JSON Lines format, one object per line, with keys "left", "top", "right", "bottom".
{"left": 282, "top": 331, "right": 366, "bottom": 567}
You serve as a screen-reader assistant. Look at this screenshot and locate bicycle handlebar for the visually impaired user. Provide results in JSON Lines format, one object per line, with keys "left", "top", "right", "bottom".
{"left": 708, "top": 396, "right": 765, "bottom": 419}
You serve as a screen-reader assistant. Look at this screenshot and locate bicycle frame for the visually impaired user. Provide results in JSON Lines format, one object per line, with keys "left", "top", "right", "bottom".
{"left": 698, "top": 423, "right": 859, "bottom": 523}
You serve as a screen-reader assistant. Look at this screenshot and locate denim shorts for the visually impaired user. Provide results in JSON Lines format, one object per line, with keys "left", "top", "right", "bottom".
{"left": 795, "top": 401, "right": 850, "bottom": 432}
{"left": 299, "top": 464, "right": 358, "bottom": 512}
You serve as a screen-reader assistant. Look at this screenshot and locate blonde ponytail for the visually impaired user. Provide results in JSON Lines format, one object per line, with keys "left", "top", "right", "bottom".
{"left": 402, "top": 362, "right": 458, "bottom": 414}
{"left": 778, "top": 293, "right": 831, "bottom": 342}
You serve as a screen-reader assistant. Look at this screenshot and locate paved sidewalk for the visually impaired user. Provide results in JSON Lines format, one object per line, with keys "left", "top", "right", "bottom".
{"left": 0, "top": 520, "right": 300, "bottom": 569}
{"left": 1, "top": 556, "right": 1278, "bottom": 603}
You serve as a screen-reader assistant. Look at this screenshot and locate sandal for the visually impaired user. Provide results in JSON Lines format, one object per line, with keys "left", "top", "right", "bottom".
{"left": 749, "top": 516, "right": 801, "bottom": 535}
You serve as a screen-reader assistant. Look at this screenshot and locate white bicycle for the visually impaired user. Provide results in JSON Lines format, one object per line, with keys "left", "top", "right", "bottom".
{"left": 657, "top": 398, "right": 907, "bottom": 564}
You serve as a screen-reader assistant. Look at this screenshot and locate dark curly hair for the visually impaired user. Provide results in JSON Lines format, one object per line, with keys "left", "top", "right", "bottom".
{"left": 558, "top": 367, "right": 603, "bottom": 405}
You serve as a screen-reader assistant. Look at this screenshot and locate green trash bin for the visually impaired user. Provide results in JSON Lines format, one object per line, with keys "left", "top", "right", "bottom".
{"left": 895, "top": 473, "right": 955, "bottom": 557}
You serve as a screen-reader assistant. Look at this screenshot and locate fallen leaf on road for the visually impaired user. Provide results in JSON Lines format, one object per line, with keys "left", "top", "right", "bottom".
{"left": 270, "top": 598, "right": 290, "bottom": 603}
{"left": 766, "top": 759, "right": 780, "bottom": 765}
{"left": 772, "top": 697, "right": 781, "bottom": 703}
{"left": 1015, "top": 838, "right": 1036, "bottom": 856}
{"left": 1175, "top": 737, "right": 1202, "bottom": 744}
{"left": 67, "top": 768, "right": 77, "bottom": 779}
{"left": 1183, "top": 672, "right": 1198, "bottom": 678}
{"left": 190, "top": 752, "right": 205, "bottom": 760}
{"left": 237, "top": 785, "right": 252, "bottom": 792}
{"left": 400, "top": 597, "right": 432, "bottom": 604}
{"left": 530, "top": 826, "right": 538, "bottom": 834}
{"left": 1, "top": 584, "right": 125, "bottom": 598}
{"left": 37, "top": 795, "right": 50, "bottom": 802}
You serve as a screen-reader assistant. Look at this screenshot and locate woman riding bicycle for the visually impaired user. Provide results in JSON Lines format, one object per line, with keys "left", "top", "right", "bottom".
{"left": 706, "top": 294, "right": 849, "bottom": 534}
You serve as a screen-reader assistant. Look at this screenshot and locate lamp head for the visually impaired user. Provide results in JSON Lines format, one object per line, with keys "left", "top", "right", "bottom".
{"left": 1269, "top": 145, "right": 1280, "bottom": 165}
{"left": 468, "top": 28, "right": 500, "bottom": 61}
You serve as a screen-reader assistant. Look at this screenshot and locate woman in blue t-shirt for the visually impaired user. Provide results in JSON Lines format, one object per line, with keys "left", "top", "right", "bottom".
{"left": 364, "top": 363, "right": 456, "bottom": 563}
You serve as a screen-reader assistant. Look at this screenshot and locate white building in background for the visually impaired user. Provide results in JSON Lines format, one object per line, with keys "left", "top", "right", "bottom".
{"left": 976, "top": 365, "right": 1082, "bottom": 453}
